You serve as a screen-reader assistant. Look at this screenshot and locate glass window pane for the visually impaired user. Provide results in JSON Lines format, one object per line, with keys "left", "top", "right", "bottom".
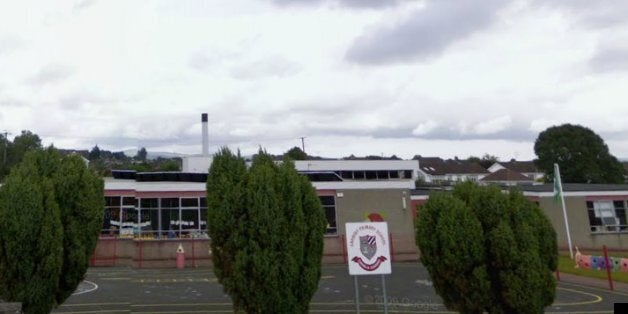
{"left": 106, "top": 197, "right": 120, "bottom": 207}
{"left": 325, "top": 207, "right": 337, "bottom": 234}
{"left": 181, "top": 209, "right": 199, "bottom": 230}
{"left": 102, "top": 208, "right": 121, "bottom": 235}
{"left": 123, "top": 197, "right": 137, "bottom": 206}
{"left": 140, "top": 198, "right": 158, "bottom": 208}
{"left": 181, "top": 198, "right": 199, "bottom": 207}
{"left": 200, "top": 197, "right": 207, "bottom": 207}
{"left": 161, "top": 209, "right": 180, "bottom": 238}
{"left": 200, "top": 208, "right": 207, "bottom": 231}
{"left": 161, "top": 198, "right": 179, "bottom": 208}
{"left": 319, "top": 196, "right": 335, "bottom": 206}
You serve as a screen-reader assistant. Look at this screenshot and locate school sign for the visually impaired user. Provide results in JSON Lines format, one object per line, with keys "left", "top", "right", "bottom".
{"left": 346, "top": 222, "right": 392, "bottom": 275}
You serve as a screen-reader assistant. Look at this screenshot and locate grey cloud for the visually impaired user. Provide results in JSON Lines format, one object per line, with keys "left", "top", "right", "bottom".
{"left": 589, "top": 46, "right": 628, "bottom": 73}
{"left": 27, "top": 64, "right": 73, "bottom": 86}
{"left": 272, "top": 0, "right": 401, "bottom": 9}
{"left": 0, "top": 37, "right": 22, "bottom": 55}
{"left": 57, "top": 91, "right": 117, "bottom": 110}
{"left": 188, "top": 52, "right": 213, "bottom": 72}
{"left": 534, "top": 0, "right": 628, "bottom": 29}
{"left": 230, "top": 56, "right": 301, "bottom": 80}
{"left": 0, "top": 96, "right": 27, "bottom": 108}
{"left": 73, "top": 0, "right": 97, "bottom": 11}
{"left": 345, "top": 0, "right": 505, "bottom": 65}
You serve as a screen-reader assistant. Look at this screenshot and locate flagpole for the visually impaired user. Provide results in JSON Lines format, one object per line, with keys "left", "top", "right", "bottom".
{"left": 555, "top": 163, "right": 574, "bottom": 259}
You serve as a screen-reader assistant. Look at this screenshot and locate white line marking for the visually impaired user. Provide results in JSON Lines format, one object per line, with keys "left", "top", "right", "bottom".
{"left": 72, "top": 281, "right": 98, "bottom": 295}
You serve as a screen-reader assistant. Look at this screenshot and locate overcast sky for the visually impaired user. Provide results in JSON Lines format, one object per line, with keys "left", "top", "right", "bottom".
{"left": 2, "top": 0, "right": 628, "bottom": 160}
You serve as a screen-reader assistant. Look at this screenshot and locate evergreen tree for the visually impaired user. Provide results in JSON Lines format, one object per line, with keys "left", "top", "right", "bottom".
{"left": 51, "top": 154, "right": 104, "bottom": 304}
{"left": 416, "top": 183, "right": 557, "bottom": 313}
{"left": 0, "top": 154, "right": 63, "bottom": 314}
{"left": 206, "top": 148, "right": 248, "bottom": 310}
{"left": 206, "top": 148, "right": 325, "bottom": 313}
{"left": 136, "top": 147, "right": 148, "bottom": 162}
{"left": 0, "top": 148, "right": 104, "bottom": 313}
{"left": 284, "top": 146, "right": 307, "bottom": 160}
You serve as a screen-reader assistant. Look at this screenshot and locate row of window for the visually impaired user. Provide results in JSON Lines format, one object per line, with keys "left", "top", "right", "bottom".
{"left": 103, "top": 196, "right": 338, "bottom": 238}
{"left": 586, "top": 200, "right": 628, "bottom": 233}
{"left": 337, "top": 170, "right": 413, "bottom": 180}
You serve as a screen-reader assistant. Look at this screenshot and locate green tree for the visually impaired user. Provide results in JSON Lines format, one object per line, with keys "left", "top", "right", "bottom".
{"left": 206, "top": 148, "right": 325, "bottom": 313}
{"left": 0, "top": 130, "right": 43, "bottom": 182}
{"left": 0, "top": 152, "right": 63, "bottom": 314}
{"left": 0, "top": 148, "right": 104, "bottom": 313}
{"left": 416, "top": 183, "right": 557, "bottom": 313}
{"left": 467, "top": 153, "right": 499, "bottom": 169}
{"left": 206, "top": 148, "right": 248, "bottom": 310}
{"left": 284, "top": 146, "right": 308, "bottom": 160}
{"left": 136, "top": 147, "right": 147, "bottom": 162}
{"left": 88, "top": 145, "right": 101, "bottom": 161}
{"left": 534, "top": 124, "right": 625, "bottom": 183}
{"left": 0, "top": 133, "right": 10, "bottom": 180}
{"left": 51, "top": 153, "right": 104, "bottom": 304}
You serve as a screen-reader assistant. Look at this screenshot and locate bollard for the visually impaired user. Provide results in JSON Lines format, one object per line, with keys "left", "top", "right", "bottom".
{"left": 176, "top": 243, "right": 185, "bottom": 269}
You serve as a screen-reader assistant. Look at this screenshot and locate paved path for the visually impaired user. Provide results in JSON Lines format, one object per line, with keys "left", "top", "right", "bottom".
{"left": 53, "top": 264, "right": 627, "bottom": 313}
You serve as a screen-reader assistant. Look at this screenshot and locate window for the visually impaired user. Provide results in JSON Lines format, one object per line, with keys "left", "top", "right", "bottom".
{"left": 403, "top": 170, "right": 413, "bottom": 179}
{"left": 200, "top": 197, "right": 208, "bottom": 232}
{"left": 319, "top": 196, "right": 337, "bottom": 235}
{"left": 139, "top": 198, "right": 158, "bottom": 238}
{"left": 103, "top": 197, "right": 121, "bottom": 236}
{"left": 161, "top": 198, "right": 180, "bottom": 237}
{"left": 586, "top": 200, "right": 627, "bottom": 232}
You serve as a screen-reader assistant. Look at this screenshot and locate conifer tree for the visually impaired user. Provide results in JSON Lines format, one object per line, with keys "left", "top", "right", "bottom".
{"left": 0, "top": 155, "right": 63, "bottom": 314}
{"left": 416, "top": 183, "right": 557, "bottom": 313}
{"left": 207, "top": 148, "right": 325, "bottom": 313}
{"left": 52, "top": 154, "right": 104, "bottom": 304}
{"left": 0, "top": 148, "right": 104, "bottom": 313}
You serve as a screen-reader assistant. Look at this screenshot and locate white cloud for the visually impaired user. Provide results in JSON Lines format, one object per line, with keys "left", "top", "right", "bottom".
{"left": 412, "top": 121, "right": 438, "bottom": 136}
{"left": 1, "top": 0, "right": 628, "bottom": 159}
{"left": 473, "top": 116, "right": 512, "bottom": 135}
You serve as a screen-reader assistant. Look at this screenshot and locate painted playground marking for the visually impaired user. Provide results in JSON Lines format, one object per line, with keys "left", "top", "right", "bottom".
{"left": 72, "top": 281, "right": 98, "bottom": 295}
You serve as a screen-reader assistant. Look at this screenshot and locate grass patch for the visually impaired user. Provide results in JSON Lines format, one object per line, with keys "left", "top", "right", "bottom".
{"left": 558, "top": 254, "right": 628, "bottom": 283}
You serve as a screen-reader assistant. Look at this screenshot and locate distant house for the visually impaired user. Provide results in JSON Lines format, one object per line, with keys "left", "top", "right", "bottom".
{"left": 487, "top": 160, "right": 544, "bottom": 181}
{"left": 415, "top": 156, "right": 489, "bottom": 184}
{"left": 480, "top": 168, "right": 534, "bottom": 186}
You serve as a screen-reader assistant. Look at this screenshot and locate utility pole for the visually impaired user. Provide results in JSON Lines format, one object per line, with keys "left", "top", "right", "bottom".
{"left": 299, "top": 137, "right": 306, "bottom": 154}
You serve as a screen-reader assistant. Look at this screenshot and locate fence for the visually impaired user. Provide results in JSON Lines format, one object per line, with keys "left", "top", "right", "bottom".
{"left": 563, "top": 245, "right": 628, "bottom": 291}
{"left": 90, "top": 233, "right": 211, "bottom": 268}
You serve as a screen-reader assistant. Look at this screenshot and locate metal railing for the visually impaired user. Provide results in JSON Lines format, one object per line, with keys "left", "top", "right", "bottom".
{"left": 100, "top": 228, "right": 209, "bottom": 240}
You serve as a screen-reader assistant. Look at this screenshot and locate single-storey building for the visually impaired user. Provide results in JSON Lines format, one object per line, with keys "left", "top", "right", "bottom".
{"left": 95, "top": 159, "right": 421, "bottom": 267}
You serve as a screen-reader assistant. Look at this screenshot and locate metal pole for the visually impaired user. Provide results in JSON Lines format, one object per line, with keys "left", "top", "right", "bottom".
{"left": 381, "top": 275, "right": 388, "bottom": 314}
{"left": 354, "top": 275, "right": 360, "bottom": 313}
{"left": 603, "top": 245, "right": 614, "bottom": 291}
{"left": 555, "top": 164, "right": 574, "bottom": 259}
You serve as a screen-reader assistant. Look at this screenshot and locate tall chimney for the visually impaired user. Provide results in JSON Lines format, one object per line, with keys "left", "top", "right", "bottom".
{"left": 201, "top": 113, "right": 209, "bottom": 156}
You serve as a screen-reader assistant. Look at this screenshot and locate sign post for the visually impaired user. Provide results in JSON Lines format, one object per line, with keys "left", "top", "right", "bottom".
{"left": 346, "top": 222, "right": 392, "bottom": 313}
